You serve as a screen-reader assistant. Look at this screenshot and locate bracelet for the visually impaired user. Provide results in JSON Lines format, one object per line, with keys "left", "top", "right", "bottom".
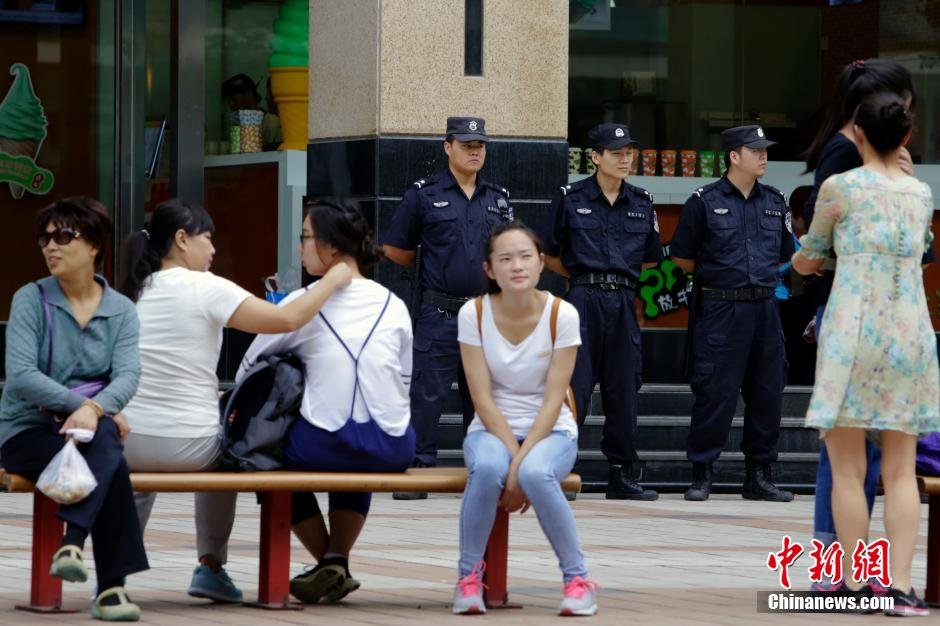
{"left": 81, "top": 398, "right": 105, "bottom": 419}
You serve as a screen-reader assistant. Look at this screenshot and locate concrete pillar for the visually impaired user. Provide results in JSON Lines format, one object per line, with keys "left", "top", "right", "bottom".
{"left": 306, "top": 0, "right": 569, "bottom": 294}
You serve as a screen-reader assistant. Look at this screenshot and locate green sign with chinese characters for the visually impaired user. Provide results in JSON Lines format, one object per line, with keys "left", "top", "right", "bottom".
{"left": 0, "top": 63, "right": 54, "bottom": 199}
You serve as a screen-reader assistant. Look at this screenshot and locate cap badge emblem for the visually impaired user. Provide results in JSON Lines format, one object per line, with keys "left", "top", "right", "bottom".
{"left": 576, "top": 208, "right": 592, "bottom": 215}
{"left": 615, "top": 128, "right": 625, "bottom": 137}
{"left": 713, "top": 208, "right": 729, "bottom": 215}
{"left": 468, "top": 120, "right": 478, "bottom": 131}
{"left": 756, "top": 127, "right": 764, "bottom": 138}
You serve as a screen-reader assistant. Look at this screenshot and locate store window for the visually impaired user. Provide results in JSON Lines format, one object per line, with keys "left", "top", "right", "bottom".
{"left": 568, "top": 0, "right": 940, "bottom": 342}
{"left": 569, "top": 0, "right": 939, "bottom": 174}
{"left": 0, "top": 1, "right": 118, "bottom": 318}
{"left": 141, "top": 0, "right": 305, "bottom": 298}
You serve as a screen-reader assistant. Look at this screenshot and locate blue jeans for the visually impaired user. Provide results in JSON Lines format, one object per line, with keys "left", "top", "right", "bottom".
{"left": 458, "top": 430, "right": 588, "bottom": 582}
{"left": 812, "top": 304, "right": 881, "bottom": 544}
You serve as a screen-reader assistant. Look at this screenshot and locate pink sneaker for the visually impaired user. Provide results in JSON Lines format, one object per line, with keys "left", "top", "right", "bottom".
{"left": 559, "top": 576, "right": 598, "bottom": 616}
{"left": 452, "top": 561, "right": 487, "bottom": 615}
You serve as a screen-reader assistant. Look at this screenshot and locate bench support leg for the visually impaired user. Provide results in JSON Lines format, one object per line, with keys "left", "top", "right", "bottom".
{"left": 247, "top": 491, "right": 302, "bottom": 610}
{"left": 16, "top": 493, "right": 76, "bottom": 613}
{"left": 927, "top": 494, "right": 940, "bottom": 607}
{"left": 483, "top": 508, "right": 522, "bottom": 609}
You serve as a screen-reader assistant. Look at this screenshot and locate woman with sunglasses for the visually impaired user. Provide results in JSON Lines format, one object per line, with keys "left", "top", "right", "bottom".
{"left": 117, "top": 198, "right": 351, "bottom": 603}
{"left": 237, "top": 199, "right": 414, "bottom": 605}
{"left": 0, "top": 197, "right": 148, "bottom": 621}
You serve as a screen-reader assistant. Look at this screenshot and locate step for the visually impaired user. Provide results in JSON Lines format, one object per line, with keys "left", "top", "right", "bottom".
{"left": 434, "top": 414, "right": 820, "bottom": 455}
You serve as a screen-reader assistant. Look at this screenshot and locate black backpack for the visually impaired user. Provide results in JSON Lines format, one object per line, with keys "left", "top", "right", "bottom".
{"left": 218, "top": 353, "right": 304, "bottom": 472}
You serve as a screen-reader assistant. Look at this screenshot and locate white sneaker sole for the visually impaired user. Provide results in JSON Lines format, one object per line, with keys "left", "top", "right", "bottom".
{"left": 559, "top": 603, "right": 598, "bottom": 617}
{"left": 453, "top": 603, "right": 486, "bottom": 615}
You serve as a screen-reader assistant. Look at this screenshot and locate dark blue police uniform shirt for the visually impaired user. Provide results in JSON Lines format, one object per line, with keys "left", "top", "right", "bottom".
{"left": 670, "top": 176, "right": 795, "bottom": 289}
{"left": 383, "top": 168, "right": 512, "bottom": 298}
{"left": 545, "top": 175, "right": 663, "bottom": 281}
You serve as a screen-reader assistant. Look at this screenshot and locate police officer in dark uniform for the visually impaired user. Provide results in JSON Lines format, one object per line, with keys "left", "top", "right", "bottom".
{"left": 544, "top": 123, "right": 663, "bottom": 500}
{"left": 670, "top": 125, "right": 795, "bottom": 503}
{"left": 383, "top": 117, "right": 513, "bottom": 499}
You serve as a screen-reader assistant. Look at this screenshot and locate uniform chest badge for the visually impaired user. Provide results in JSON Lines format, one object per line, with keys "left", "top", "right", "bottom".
{"left": 486, "top": 206, "right": 500, "bottom": 214}
{"left": 576, "top": 208, "right": 592, "bottom": 215}
{"left": 764, "top": 209, "right": 782, "bottom": 217}
{"left": 713, "top": 208, "right": 729, "bottom": 215}
{"left": 433, "top": 201, "right": 450, "bottom": 208}
{"left": 626, "top": 211, "right": 645, "bottom": 219}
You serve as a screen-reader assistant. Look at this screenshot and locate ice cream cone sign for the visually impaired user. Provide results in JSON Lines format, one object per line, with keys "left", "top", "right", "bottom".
{"left": 0, "top": 63, "right": 55, "bottom": 199}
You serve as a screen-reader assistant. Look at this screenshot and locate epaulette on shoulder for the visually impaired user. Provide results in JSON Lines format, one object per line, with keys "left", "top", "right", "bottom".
{"left": 485, "top": 181, "right": 510, "bottom": 197}
{"left": 562, "top": 178, "right": 589, "bottom": 196}
{"left": 764, "top": 184, "right": 787, "bottom": 201}
{"left": 692, "top": 179, "right": 722, "bottom": 199}
{"left": 413, "top": 172, "right": 441, "bottom": 190}
{"left": 626, "top": 182, "right": 654, "bottom": 203}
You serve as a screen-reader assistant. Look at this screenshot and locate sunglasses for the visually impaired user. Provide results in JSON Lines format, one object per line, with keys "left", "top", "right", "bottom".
{"left": 38, "top": 227, "right": 81, "bottom": 248}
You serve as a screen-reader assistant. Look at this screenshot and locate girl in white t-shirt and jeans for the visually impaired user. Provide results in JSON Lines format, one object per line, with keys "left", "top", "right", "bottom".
{"left": 453, "top": 221, "right": 598, "bottom": 617}
{"left": 118, "top": 199, "right": 353, "bottom": 604}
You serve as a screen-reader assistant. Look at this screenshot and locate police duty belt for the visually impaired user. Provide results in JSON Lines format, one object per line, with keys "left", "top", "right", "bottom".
{"left": 423, "top": 290, "right": 472, "bottom": 313}
{"left": 699, "top": 286, "right": 775, "bottom": 301}
{"left": 569, "top": 273, "right": 637, "bottom": 291}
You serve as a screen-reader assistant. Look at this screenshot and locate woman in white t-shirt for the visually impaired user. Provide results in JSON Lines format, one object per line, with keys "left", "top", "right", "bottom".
{"left": 453, "top": 221, "right": 598, "bottom": 617}
{"left": 118, "top": 199, "right": 352, "bottom": 604}
{"left": 236, "top": 199, "right": 414, "bottom": 605}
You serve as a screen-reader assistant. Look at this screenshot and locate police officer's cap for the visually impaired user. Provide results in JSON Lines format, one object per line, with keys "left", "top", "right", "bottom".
{"left": 446, "top": 117, "right": 488, "bottom": 142}
{"left": 721, "top": 125, "right": 776, "bottom": 151}
{"left": 588, "top": 123, "right": 638, "bottom": 151}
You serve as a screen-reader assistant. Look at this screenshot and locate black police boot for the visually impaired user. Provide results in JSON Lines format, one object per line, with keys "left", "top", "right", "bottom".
{"left": 684, "top": 462, "right": 712, "bottom": 501}
{"left": 393, "top": 461, "right": 431, "bottom": 500}
{"left": 605, "top": 464, "right": 658, "bottom": 501}
{"left": 742, "top": 459, "right": 794, "bottom": 502}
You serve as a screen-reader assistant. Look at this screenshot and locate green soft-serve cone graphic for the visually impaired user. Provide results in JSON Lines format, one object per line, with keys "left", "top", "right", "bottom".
{"left": 0, "top": 63, "right": 51, "bottom": 199}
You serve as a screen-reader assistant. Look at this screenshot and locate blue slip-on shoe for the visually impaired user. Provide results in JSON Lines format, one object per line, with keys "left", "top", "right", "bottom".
{"left": 187, "top": 565, "right": 244, "bottom": 603}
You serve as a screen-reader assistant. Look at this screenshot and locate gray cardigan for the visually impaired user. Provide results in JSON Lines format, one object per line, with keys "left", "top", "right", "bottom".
{"left": 0, "top": 275, "right": 141, "bottom": 447}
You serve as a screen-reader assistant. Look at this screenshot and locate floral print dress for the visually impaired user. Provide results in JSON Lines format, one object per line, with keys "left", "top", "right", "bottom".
{"left": 801, "top": 167, "right": 939, "bottom": 436}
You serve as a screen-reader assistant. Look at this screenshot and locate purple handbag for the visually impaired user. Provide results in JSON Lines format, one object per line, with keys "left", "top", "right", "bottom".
{"left": 916, "top": 433, "right": 940, "bottom": 477}
{"left": 35, "top": 283, "right": 108, "bottom": 423}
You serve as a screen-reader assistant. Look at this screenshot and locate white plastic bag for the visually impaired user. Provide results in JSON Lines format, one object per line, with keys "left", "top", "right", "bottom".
{"left": 36, "top": 439, "right": 97, "bottom": 505}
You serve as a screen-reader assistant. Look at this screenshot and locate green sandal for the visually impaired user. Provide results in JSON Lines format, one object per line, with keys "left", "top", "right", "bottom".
{"left": 91, "top": 586, "right": 141, "bottom": 622}
{"left": 49, "top": 545, "right": 88, "bottom": 583}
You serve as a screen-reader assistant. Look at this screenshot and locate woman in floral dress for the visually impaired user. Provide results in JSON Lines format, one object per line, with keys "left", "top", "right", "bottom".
{"left": 792, "top": 93, "right": 939, "bottom": 616}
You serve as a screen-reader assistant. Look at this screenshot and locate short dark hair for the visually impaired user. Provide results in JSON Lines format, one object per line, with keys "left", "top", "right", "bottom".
{"left": 36, "top": 197, "right": 112, "bottom": 268}
{"left": 305, "top": 198, "right": 384, "bottom": 271}
{"left": 483, "top": 220, "right": 544, "bottom": 294}
{"left": 788, "top": 185, "right": 813, "bottom": 221}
